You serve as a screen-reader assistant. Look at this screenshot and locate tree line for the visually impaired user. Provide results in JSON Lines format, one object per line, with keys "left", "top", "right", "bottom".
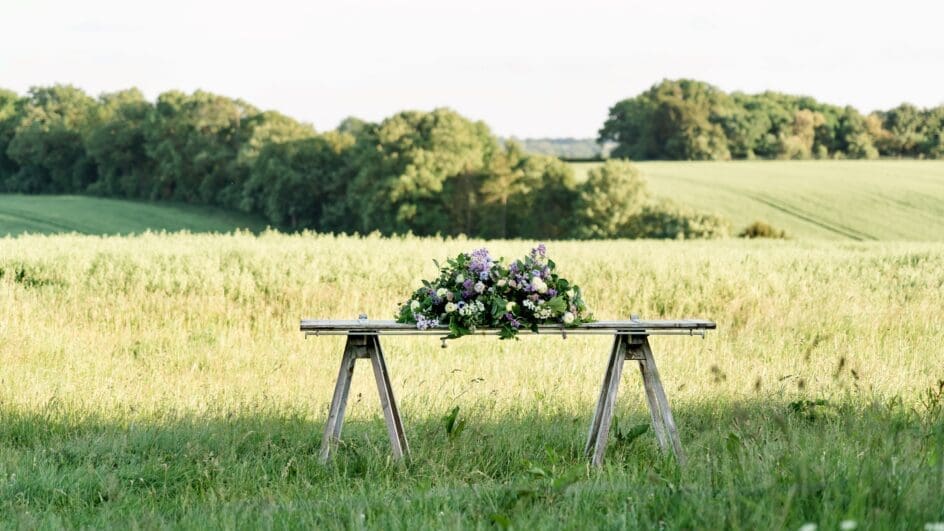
{"left": 599, "top": 79, "right": 944, "bottom": 160}
{"left": 0, "top": 84, "right": 727, "bottom": 239}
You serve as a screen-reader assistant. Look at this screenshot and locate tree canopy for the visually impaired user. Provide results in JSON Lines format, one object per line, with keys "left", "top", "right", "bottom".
{"left": 600, "top": 79, "right": 944, "bottom": 160}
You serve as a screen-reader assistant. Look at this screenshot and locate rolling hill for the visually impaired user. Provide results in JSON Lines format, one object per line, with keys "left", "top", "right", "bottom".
{"left": 0, "top": 195, "right": 268, "bottom": 236}
{"left": 572, "top": 160, "right": 944, "bottom": 240}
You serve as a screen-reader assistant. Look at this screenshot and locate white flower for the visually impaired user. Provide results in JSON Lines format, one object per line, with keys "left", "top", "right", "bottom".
{"left": 840, "top": 521, "right": 857, "bottom": 531}
{"left": 566, "top": 289, "right": 575, "bottom": 298}
{"left": 798, "top": 524, "right": 817, "bottom": 531}
{"left": 497, "top": 279, "right": 507, "bottom": 287}
{"left": 474, "top": 281, "right": 485, "bottom": 294}
{"left": 445, "top": 291, "right": 454, "bottom": 301}
{"left": 562, "top": 312, "right": 575, "bottom": 324}
{"left": 505, "top": 301, "right": 516, "bottom": 311}
{"left": 410, "top": 300, "right": 420, "bottom": 310}
{"left": 531, "top": 277, "right": 547, "bottom": 294}
{"left": 924, "top": 523, "right": 944, "bottom": 531}
{"left": 444, "top": 302, "right": 457, "bottom": 313}
{"left": 456, "top": 274, "right": 464, "bottom": 283}
{"left": 436, "top": 288, "right": 447, "bottom": 297}
{"left": 508, "top": 280, "right": 517, "bottom": 288}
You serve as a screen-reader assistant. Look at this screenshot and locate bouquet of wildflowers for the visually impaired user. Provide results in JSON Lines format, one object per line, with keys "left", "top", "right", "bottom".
{"left": 396, "top": 244, "right": 591, "bottom": 339}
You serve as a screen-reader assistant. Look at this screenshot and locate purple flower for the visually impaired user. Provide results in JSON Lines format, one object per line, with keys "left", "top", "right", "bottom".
{"left": 504, "top": 313, "right": 521, "bottom": 329}
{"left": 468, "top": 248, "right": 495, "bottom": 277}
{"left": 415, "top": 314, "right": 440, "bottom": 330}
{"left": 463, "top": 279, "right": 474, "bottom": 290}
{"left": 547, "top": 288, "right": 557, "bottom": 297}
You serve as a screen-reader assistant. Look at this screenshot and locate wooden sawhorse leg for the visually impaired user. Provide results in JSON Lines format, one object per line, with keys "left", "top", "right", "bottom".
{"left": 585, "top": 334, "right": 686, "bottom": 466}
{"left": 319, "top": 334, "right": 409, "bottom": 463}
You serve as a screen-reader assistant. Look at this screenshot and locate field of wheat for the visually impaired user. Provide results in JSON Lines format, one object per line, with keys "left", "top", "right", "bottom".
{"left": 2, "top": 232, "right": 943, "bottom": 528}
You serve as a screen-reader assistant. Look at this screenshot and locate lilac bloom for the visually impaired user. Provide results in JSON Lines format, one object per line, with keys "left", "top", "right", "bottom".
{"left": 547, "top": 288, "right": 557, "bottom": 297}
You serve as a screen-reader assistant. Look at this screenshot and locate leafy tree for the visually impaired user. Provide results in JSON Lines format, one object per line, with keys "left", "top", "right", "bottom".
{"left": 144, "top": 90, "right": 258, "bottom": 203}
{"left": 0, "top": 89, "right": 23, "bottom": 185}
{"left": 243, "top": 131, "right": 355, "bottom": 230}
{"left": 233, "top": 110, "right": 316, "bottom": 210}
{"left": 600, "top": 79, "right": 732, "bottom": 160}
{"left": 6, "top": 85, "right": 100, "bottom": 193}
{"left": 336, "top": 116, "right": 369, "bottom": 137}
{"left": 877, "top": 104, "right": 925, "bottom": 156}
{"left": 505, "top": 153, "right": 578, "bottom": 239}
{"left": 348, "top": 108, "right": 498, "bottom": 235}
{"left": 85, "top": 88, "right": 154, "bottom": 197}
{"left": 479, "top": 141, "right": 528, "bottom": 238}
{"left": 573, "top": 160, "right": 648, "bottom": 238}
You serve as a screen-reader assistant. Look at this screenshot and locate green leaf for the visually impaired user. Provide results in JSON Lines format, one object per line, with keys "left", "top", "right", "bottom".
{"left": 545, "top": 296, "right": 567, "bottom": 314}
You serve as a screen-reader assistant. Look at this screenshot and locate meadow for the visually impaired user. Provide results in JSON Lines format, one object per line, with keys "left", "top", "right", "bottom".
{"left": 0, "top": 195, "right": 267, "bottom": 237}
{"left": 2, "top": 232, "right": 943, "bottom": 528}
{"left": 573, "top": 160, "right": 944, "bottom": 240}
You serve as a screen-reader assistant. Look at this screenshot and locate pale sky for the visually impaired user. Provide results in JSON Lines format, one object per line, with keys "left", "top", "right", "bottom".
{"left": 2, "top": 0, "right": 943, "bottom": 138}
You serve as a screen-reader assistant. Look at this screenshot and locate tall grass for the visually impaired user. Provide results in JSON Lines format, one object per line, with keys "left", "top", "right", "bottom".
{"left": 1, "top": 232, "right": 943, "bottom": 528}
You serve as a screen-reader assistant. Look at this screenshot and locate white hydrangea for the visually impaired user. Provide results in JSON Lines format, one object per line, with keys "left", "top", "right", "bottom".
{"left": 531, "top": 277, "right": 548, "bottom": 294}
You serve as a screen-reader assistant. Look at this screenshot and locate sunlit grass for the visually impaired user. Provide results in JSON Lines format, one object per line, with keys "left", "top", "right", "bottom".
{"left": 1, "top": 232, "right": 943, "bottom": 528}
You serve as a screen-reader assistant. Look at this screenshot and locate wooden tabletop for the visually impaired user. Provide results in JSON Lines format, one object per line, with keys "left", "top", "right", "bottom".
{"left": 300, "top": 319, "right": 716, "bottom": 335}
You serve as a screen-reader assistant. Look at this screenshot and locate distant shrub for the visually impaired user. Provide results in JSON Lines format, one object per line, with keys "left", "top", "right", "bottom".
{"left": 739, "top": 220, "right": 788, "bottom": 239}
{"left": 625, "top": 199, "right": 731, "bottom": 239}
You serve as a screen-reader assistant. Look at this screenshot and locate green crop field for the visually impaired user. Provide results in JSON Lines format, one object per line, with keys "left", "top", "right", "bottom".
{"left": 2, "top": 233, "right": 943, "bottom": 528}
{"left": 0, "top": 195, "right": 268, "bottom": 236}
{"left": 571, "top": 160, "right": 944, "bottom": 240}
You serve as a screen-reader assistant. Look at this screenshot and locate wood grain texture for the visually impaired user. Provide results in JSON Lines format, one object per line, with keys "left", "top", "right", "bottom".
{"left": 301, "top": 319, "right": 716, "bottom": 334}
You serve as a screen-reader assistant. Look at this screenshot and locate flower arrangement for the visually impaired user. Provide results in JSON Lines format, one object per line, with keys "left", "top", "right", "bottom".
{"left": 396, "top": 244, "right": 592, "bottom": 339}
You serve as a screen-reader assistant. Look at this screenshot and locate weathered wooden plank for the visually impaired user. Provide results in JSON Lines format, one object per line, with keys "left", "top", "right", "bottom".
{"left": 640, "top": 338, "right": 686, "bottom": 465}
{"left": 585, "top": 335, "right": 621, "bottom": 457}
{"left": 637, "top": 348, "right": 670, "bottom": 452}
{"left": 319, "top": 336, "right": 360, "bottom": 463}
{"left": 301, "top": 319, "right": 716, "bottom": 334}
{"left": 368, "top": 335, "right": 409, "bottom": 460}
{"left": 590, "top": 335, "right": 627, "bottom": 467}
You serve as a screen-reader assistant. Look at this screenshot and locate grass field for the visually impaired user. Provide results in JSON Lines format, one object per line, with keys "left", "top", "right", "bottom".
{"left": 2, "top": 233, "right": 943, "bottom": 528}
{"left": 0, "top": 195, "right": 268, "bottom": 236}
{"left": 572, "top": 160, "right": 944, "bottom": 240}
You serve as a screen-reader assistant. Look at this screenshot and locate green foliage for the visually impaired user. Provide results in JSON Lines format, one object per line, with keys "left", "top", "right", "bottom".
{"left": 599, "top": 79, "right": 732, "bottom": 161}
{"left": 348, "top": 108, "right": 498, "bottom": 235}
{"left": 739, "top": 220, "right": 788, "bottom": 239}
{"left": 627, "top": 199, "right": 730, "bottom": 239}
{"left": 5, "top": 85, "right": 100, "bottom": 193}
{"left": 0, "top": 88, "right": 23, "bottom": 182}
{"left": 601, "top": 80, "right": 944, "bottom": 160}
{"left": 574, "top": 160, "right": 648, "bottom": 238}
